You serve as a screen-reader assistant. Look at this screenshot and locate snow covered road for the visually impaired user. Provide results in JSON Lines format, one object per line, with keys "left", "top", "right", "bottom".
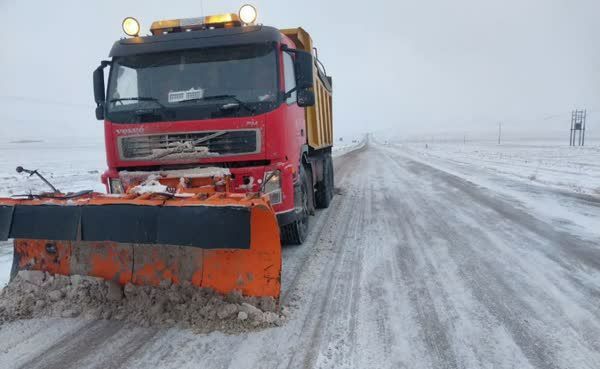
{"left": 1, "top": 142, "right": 600, "bottom": 368}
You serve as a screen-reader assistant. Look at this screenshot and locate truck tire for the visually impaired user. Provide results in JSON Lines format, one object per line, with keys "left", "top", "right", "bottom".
{"left": 315, "top": 154, "right": 334, "bottom": 209}
{"left": 281, "top": 166, "right": 311, "bottom": 245}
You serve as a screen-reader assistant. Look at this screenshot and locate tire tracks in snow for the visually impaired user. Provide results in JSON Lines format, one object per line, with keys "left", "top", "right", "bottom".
{"left": 15, "top": 320, "right": 123, "bottom": 369}
{"left": 378, "top": 144, "right": 600, "bottom": 369}
{"left": 282, "top": 150, "right": 369, "bottom": 369}
{"left": 226, "top": 147, "right": 369, "bottom": 369}
{"left": 280, "top": 148, "right": 364, "bottom": 305}
{"left": 371, "top": 151, "right": 460, "bottom": 369}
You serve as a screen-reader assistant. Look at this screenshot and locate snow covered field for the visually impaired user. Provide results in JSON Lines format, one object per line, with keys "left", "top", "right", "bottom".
{"left": 332, "top": 135, "right": 366, "bottom": 157}
{"left": 0, "top": 140, "right": 106, "bottom": 287}
{"left": 387, "top": 140, "right": 600, "bottom": 239}
{"left": 0, "top": 140, "right": 106, "bottom": 197}
{"left": 397, "top": 141, "right": 600, "bottom": 195}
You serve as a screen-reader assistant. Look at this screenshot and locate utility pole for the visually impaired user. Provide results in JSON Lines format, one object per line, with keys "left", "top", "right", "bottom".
{"left": 498, "top": 122, "right": 502, "bottom": 145}
{"left": 570, "top": 109, "right": 587, "bottom": 146}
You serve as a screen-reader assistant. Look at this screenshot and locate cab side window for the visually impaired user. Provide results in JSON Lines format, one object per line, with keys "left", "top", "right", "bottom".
{"left": 283, "top": 52, "right": 296, "bottom": 104}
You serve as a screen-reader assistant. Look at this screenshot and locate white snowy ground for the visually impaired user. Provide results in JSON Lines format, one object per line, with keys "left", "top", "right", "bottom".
{"left": 394, "top": 140, "right": 600, "bottom": 195}
{"left": 0, "top": 139, "right": 106, "bottom": 198}
{"left": 0, "top": 139, "right": 106, "bottom": 286}
{"left": 2, "top": 139, "right": 600, "bottom": 369}
{"left": 389, "top": 140, "right": 600, "bottom": 239}
{"left": 332, "top": 135, "right": 366, "bottom": 157}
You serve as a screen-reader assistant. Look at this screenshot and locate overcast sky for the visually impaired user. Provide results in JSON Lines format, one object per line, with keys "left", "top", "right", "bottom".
{"left": 0, "top": 0, "right": 598, "bottom": 142}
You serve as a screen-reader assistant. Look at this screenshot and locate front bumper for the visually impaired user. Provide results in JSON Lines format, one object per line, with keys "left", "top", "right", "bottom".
{"left": 229, "top": 165, "right": 296, "bottom": 216}
{"left": 102, "top": 162, "right": 298, "bottom": 218}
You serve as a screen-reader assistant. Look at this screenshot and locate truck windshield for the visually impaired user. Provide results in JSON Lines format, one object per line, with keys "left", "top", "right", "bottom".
{"left": 106, "top": 43, "right": 278, "bottom": 123}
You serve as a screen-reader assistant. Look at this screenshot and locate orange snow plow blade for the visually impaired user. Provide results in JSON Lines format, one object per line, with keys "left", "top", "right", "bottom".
{"left": 0, "top": 192, "right": 281, "bottom": 298}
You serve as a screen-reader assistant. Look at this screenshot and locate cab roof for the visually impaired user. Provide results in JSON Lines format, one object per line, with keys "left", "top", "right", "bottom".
{"left": 109, "top": 25, "right": 283, "bottom": 58}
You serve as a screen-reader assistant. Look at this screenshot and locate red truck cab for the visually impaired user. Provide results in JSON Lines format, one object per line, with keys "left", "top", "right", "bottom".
{"left": 93, "top": 11, "right": 333, "bottom": 244}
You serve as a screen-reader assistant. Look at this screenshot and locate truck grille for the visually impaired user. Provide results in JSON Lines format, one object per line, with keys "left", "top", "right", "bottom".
{"left": 119, "top": 129, "right": 260, "bottom": 160}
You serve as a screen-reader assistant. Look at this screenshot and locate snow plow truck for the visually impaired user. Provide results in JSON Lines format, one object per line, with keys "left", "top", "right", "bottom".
{"left": 0, "top": 5, "right": 333, "bottom": 299}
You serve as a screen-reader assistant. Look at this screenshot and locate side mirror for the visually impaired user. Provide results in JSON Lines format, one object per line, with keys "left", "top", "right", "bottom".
{"left": 297, "top": 89, "right": 315, "bottom": 107}
{"left": 293, "top": 50, "right": 314, "bottom": 89}
{"left": 93, "top": 61, "right": 110, "bottom": 120}
{"left": 95, "top": 106, "right": 104, "bottom": 120}
{"left": 93, "top": 67, "right": 105, "bottom": 105}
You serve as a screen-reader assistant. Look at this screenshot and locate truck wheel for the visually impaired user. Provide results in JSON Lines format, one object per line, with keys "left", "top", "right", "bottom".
{"left": 281, "top": 166, "right": 311, "bottom": 245}
{"left": 315, "top": 154, "right": 334, "bottom": 209}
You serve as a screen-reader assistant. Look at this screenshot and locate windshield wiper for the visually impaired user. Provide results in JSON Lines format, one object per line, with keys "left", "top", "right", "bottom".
{"left": 109, "top": 97, "right": 167, "bottom": 110}
{"left": 110, "top": 97, "right": 172, "bottom": 122}
{"left": 176, "top": 95, "right": 256, "bottom": 113}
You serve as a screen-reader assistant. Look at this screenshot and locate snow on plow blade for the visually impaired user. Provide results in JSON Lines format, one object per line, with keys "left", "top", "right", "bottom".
{"left": 0, "top": 193, "right": 281, "bottom": 298}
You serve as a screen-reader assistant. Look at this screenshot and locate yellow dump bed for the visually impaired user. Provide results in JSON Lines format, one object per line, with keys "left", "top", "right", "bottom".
{"left": 281, "top": 28, "right": 333, "bottom": 150}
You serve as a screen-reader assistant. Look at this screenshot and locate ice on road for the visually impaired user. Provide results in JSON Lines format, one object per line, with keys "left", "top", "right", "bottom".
{"left": 1, "top": 142, "right": 600, "bottom": 369}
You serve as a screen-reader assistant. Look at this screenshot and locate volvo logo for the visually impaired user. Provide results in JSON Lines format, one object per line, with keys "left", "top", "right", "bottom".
{"left": 115, "top": 127, "right": 145, "bottom": 135}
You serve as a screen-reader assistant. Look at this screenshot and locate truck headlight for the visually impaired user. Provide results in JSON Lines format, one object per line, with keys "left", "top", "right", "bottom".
{"left": 122, "top": 17, "right": 140, "bottom": 37}
{"left": 239, "top": 4, "right": 257, "bottom": 25}
{"left": 109, "top": 178, "right": 124, "bottom": 194}
{"left": 263, "top": 170, "right": 282, "bottom": 204}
